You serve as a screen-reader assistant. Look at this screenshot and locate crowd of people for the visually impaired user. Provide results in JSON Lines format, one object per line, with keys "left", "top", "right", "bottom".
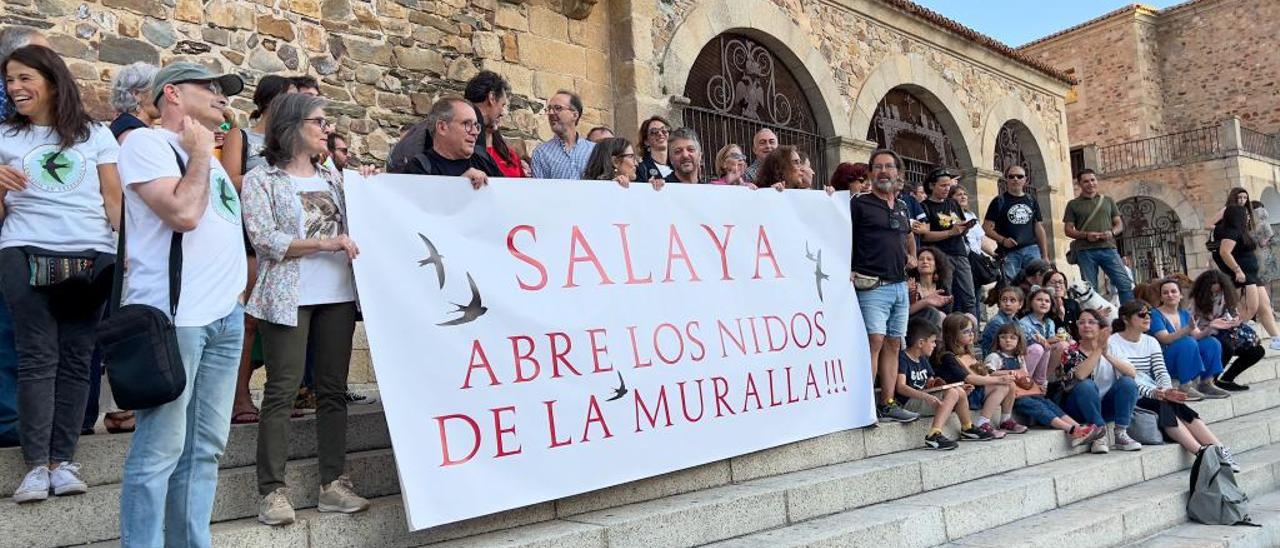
{"left": 0, "top": 22, "right": 1274, "bottom": 545}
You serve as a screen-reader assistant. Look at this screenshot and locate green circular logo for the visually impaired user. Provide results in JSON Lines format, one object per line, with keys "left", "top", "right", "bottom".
{"left": 211, "top": 173, "right": 241, "bottom": 225}
{"left": 23, "top": 145, "right": 86, "bottom": 192}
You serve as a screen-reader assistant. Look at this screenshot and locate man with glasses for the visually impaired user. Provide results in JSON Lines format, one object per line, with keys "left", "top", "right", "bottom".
{"left": 115, "top": 62, "right": 248, "bottom": 547}
{"left": 983, "top": 165, "right": 1050, "bottom": 280}
{"left": 531, "top": 89, "right": 595, "bottom": 180}
{"left": 851, "top": 149, "right": 919, "bottom": 423}
{"left": 403, "top": 97, "right": 497, "bottom": 189}
{"left": 388, "top": 71, "right": 506, "bottom": 177}
{"left": 742, "top": 128, "right": 778, "bottom": 184}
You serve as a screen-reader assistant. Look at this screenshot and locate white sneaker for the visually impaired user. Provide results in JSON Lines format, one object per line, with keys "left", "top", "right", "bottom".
{"left": 49, "top": 462, "right": 87, "bottom": 496}
{"left": 1090, "top": 438, "right": 1110, "bottom": 454}
{"left": 1113, "top": 432, "right": 1143, "bottom": 452}
{"left": 1269, "top": 338, "right": 1280, "bottom": 351}
{"left": 258, "top": 488, "right": 296, "bottom": 526}
{"left": 13, "top": 465, "right": 50, "bottom": 503}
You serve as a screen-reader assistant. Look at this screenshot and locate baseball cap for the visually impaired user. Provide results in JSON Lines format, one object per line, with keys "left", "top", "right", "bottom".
{"left": 151, "top": 62, "right": 244, "bottom": 106}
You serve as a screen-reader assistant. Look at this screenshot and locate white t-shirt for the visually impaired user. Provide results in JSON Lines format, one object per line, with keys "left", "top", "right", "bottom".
{"left": 117, "top": 128, "right": 247, "bottom": 327}
{"left": 292, "top": 174, "right": 355, "bottom": 306}
{"left": 0, "top": 124, "right": 118, "bottom": 253}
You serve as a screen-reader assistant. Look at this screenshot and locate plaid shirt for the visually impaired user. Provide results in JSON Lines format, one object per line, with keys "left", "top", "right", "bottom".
{"left": 531, "top": 134, "right": 595, "bottom": 180}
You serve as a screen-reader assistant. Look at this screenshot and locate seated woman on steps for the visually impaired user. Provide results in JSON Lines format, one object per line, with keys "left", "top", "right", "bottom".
{"left": 1055, "top": 308, "right": 1140, "bottom": 454}
{"left": 1191, "top": 270, "right": 1265, "bottom": 391}
{"left": 1110, "top": 300, "right": 1241, "bottom": 472}
{"left": 1148, "top": 278, "right": 1230, "bottom": 401}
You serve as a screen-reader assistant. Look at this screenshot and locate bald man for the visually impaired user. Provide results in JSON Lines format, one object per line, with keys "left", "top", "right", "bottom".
{"left": 742, "top": 128, "right": 777, "bottom": 184}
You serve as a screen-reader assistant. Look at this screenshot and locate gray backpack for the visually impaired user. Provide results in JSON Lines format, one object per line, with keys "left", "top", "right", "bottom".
{"left": 1187, "top": 445, "right": 1259, "bottom": 526}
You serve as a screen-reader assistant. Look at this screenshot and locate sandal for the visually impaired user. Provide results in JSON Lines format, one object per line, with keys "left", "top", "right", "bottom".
{"left": 231, "top": 409, "right": 260, "bottom": 425}
{"left": 104, "top": 411, "right": 136, "bottom": 434}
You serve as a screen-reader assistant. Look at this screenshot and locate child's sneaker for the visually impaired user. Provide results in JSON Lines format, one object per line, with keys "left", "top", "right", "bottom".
{"left": 998, "top": 419, "right": 1028, "bottom": 434}
{"left": 877, "top": 402, "right": 919, "bottom": 423}
{"left": 1069, "top": 424, "right": 1104, "bottom": 447}
{"left": 1113, "top": 431, "right": 1143, "bottom": 452}
{"left": 49, "top": 462, "right": 87, "bottom": 496}
{"left": 924, "top": 432, "right": 958, "bottom": 451}
{"left": 1090, "top": 438, "right": 1110, "bottom": 454}
{"left": 962, "top": 423, "right": 998, "bottom": 441}
{"left": 983, "top": 423, "right": 1007, "bottom": 439}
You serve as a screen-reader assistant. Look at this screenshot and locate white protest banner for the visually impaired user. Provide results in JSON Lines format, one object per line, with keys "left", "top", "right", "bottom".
{"left": 344, "top": 174, "right": 875, "bottom": 530}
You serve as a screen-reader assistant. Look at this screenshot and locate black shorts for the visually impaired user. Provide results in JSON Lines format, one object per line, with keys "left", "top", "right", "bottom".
{"left": 1137, "top": 397, "right": 1199, "bottom": 428}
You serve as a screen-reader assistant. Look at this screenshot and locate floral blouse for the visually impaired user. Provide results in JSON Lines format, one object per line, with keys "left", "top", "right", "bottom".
{"left": 241, "top": 162, "right": 352, "bottom": 326}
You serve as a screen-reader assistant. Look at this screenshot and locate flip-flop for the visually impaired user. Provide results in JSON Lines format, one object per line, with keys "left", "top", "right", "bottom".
{"left": 231, "top": 410, "right": 260, "bottom": 424}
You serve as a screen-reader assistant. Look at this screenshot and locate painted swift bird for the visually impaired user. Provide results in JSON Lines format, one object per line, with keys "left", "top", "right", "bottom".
{"left": 606, "top": 371, "right": 628, "bottom": 401}
{"left": 218, "top": 180, "right": 237, "bottom": 212}
{"left": 437, "top": 272, "right": 487, "bottom": 326}
{"left": 417, "top": 232, "right": 446, "bottom": 289}
{"left": 805, "top": 242, "right": 829, "bottom": 301}
{"left": 41, "top": 152, "right": 69, "bottom": 185}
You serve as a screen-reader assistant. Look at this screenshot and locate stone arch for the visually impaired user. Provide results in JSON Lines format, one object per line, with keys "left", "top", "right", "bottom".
{"left": 850, "top": 53, "right": 978, "bottom": 171}
{"left": 980, "top": 97, "right": 1065, "bottom": 191}
{"left": 1110, "top": 179, "right": 1202, "bottom": 233}
{"left": 1113, "top": 194, "right": 1190, "bottom": 283}
{"left": 1260, "top": 187, "right": 1280, "bottom": 220}
{"left": 658, "top": 0, "right": 848, "bottom": 140}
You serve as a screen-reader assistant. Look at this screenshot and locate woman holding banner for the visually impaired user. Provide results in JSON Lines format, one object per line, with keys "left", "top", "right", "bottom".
{"left": 242, "top": 93, "right": 373, "bottom": 525}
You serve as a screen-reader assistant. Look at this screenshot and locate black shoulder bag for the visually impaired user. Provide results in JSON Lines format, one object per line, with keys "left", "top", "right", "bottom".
{"left": 97, "top": 146, "right": 188, "bottom": 410}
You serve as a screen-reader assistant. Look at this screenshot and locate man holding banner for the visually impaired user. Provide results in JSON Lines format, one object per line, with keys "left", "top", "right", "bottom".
{"left": 850, "top": 149, "right": 919, "bottom": 423}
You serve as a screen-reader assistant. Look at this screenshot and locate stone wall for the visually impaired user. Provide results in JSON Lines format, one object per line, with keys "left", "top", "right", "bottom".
{"left": 1157, "top": 0, "right": 1280, "bottom": 135}
{"left": 1019, "top": 8, "right": 1164, "bottom": 147}
{"left": 0, "top": 0, "right": 615, "bottom": 163}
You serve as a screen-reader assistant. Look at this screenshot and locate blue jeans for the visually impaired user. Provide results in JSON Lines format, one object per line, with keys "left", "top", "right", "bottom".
{"left": 1075, "top": 247, "right": 1134, "bottom": 304}
{"left": 120, "top": 306, "right": 244, "bottom": 548}
{"left": 1000, "top": 244, "right": 1042, "bottom": 281}
{"left": 0, "top": 299, "right": 16, "bottom": 447}
{"left": 1063, "top": 377, "right": 1138, "bottom": 428}
{"left": 856, "top": 281, "right": 909, "bottom": 338}
{"left": 1014, "top": 395, "right": 1065, "bottom": 426}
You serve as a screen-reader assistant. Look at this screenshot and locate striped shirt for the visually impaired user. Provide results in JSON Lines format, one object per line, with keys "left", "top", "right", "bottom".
{"left": 1107, "top": 332, "right": 1171, "bottom": 399}
{"left": 530, "top": 134, "right": 594, "bottom": 180}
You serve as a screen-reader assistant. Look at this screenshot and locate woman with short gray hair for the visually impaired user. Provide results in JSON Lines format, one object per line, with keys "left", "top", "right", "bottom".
{"left": 241, "top": 93, "right": 373, "bottom": 526}
{"left": 107, "top": 62, "right": 158, "bottom": 144}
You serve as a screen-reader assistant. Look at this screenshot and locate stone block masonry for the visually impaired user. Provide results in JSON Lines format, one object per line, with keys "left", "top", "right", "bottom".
{"left": 0, "top": 0, "right": 615, "bottom": 163}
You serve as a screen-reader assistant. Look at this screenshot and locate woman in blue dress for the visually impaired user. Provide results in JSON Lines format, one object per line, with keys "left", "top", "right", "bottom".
{"left": 1148, "top": 278, "right": 1231, "bottom": 401}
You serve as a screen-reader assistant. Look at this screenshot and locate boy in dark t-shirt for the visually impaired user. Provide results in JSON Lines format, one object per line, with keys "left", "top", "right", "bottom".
{"left": 896, "top": 319, "right": 978, "bottom": 450}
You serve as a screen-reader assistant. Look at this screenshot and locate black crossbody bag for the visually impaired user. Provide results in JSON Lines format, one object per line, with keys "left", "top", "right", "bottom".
{"left": 96, "top": 146, "right": 187, "bottom": 410}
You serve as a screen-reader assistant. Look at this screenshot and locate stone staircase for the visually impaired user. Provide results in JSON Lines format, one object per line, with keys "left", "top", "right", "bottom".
{"left": 4, "top": 353, "right": 1280, "bottom": 547}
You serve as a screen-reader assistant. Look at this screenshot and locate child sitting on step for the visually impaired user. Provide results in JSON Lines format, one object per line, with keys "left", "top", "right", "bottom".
{"left": 934, "top": 313, "right": 1009, "bottom": 439}
{"left": 1019, "top": 287, "right": 1070, "bottom": 390}
{"left": 896, "top": 318, "right": 988, "bottom": 449}
{"left": 984, "top": 323, "right": 1102, "bottom": 446}
{"left": 980, "top": 286, "right": 1025, "bottom": 355}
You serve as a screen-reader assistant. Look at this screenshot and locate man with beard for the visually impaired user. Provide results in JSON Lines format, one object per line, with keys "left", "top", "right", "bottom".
{"left": 742, "top": 127, "right": 777, "bottom": 184}
{"left": 531, "top": 90, "right": 595, "bottom": 180}
{"left": 664, "top": 128, "right": 704, "bottom": 184}
{"left": 851, "top": 149, "right": 919, "bottom": 423}
{"left": 327, "top": 133, "right": 351, "bottom": 170}
{"left": 916, "top": 168, "right": 977, "bottom": 317}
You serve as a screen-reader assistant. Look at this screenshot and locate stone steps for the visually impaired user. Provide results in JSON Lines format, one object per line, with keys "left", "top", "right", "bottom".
{"left": 6, "top": 355, "right": 1279, "bottom": 547}
{"left": 59, "top": 358, "right": 1280, "bottom": 548}
{"left": 708, "top": 404, "right": 1280, "bottom": 547}
{"left": 1125, "top": 489, "right": 1280, "bottom": 547}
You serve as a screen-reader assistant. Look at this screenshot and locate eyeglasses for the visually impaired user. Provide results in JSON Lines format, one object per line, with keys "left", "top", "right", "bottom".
{"left": 547, "top": 104, "right": 577, "bottom": 114}
{"left": 304, "top": 117, "right": 331, "bottom": 130}
{"left": 616, "top": 152, "right": 636, "bottom": 159}
{"left": 333, "top": 147, "right": 349, "bottom": 153}
{"left": 181, "top": 80, "right": 222, "bottom": 95}
{"left": 457, "top": 120, "right": 482, "bottom": 133}
{"left": 960, "top": 328, "right": 975, "bottom": 335}
{"left": 218, "top": 122, "right": 232, "bottom": 132}
{"left": 1077, "top": 319, "right": 1099, "bottom": 326}
{"left": 1007, "top": 174, "right": 1026, "bottom": 180}
{"left": 647, "top": 127, "right": 669, "bottom": 136}
{"left": 1135, "top": 311, "right": 1150, "bottom": 319}
{"left": 870, "top": 163, "right": 897, "bottom": 172}
{"left": 727, "top": 153, "right": 746, "bottom": 161}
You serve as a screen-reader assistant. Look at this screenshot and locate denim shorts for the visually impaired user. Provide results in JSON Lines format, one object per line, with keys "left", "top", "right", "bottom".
{"left": 856, "top": 281, "right": 908, "bottom": 338}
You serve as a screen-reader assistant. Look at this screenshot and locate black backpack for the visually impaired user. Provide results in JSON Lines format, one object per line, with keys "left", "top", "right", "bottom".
{"left": 1187, "top": 445, "right": 1259, "bottom": 526}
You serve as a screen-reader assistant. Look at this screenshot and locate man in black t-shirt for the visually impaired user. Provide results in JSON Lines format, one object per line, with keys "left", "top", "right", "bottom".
{"left": 917, "top": 168, "right": 977, "bottom": 317}
{"left": 983, "top": 165, "right": 1049, "bottom": 280}
{"left": 403, "top": 97, "right": 500, "bottom": 188}
{"left": 852, "top": 149, "right": 919, "bottom": 424}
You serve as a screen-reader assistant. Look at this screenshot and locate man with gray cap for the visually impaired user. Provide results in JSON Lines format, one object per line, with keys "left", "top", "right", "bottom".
{"left": 114, "top": 62, "right": 247, "bottom": 548}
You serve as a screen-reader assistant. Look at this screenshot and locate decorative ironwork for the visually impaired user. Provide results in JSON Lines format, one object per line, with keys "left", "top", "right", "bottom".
{"left": 1116, "top": 196, "right": 1187, "bottom": 285}
{"left": 686, "top": 33, "right": 815, "bottom": 133}
{"left": 683, "top": 33, "right": 828, "bottom": 186}
{"left": 1097, "top": 126, "right": 1220, "bottom": 175}
{"left": 1241, "top": 126, "right": 1280, "bottom": 160}
{"left": 867, "top": 88, "right": 959, "bottom": 189}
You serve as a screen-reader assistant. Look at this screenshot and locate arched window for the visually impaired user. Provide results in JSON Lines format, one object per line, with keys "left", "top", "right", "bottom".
{"left": 682, "top": 33, "right": 828, "bottom": 184}
{"left": 866, "top": 88, "right": 960, "bottom": 189}
{"left": 1117, "top": 196, "right": 1186, "bottom": 284}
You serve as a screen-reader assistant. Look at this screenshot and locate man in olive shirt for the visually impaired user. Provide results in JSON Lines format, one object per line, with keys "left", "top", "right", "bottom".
{"left": 1063, "top": 169, "right": 1133, "bottom": 304}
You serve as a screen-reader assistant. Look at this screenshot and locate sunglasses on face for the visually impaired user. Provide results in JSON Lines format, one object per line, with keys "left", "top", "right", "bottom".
{"left": 1007, "top": 174, "right": 1026, "bottom": 180}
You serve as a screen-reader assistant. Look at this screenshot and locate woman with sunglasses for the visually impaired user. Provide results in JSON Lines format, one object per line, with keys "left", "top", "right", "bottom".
{"left": 636, "top": 116, "right": 672, "bottom": 180}
{"left": 582, "top": 137, "right": 664, "bottom": 190}
{"left": 1056, "top": 308, "right": 1141, "bottom": 454}
{"left": 1111, "top": 300, "right": 1241, "bottom": 471}
{"left": 828, "top": 162, "right": 869, "bottom": 193}
{"left": 241, "top": 93, "right": 374, "bottom": 525}
{"left": 709, "top": 143, "right": 748, "bottom": 186}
